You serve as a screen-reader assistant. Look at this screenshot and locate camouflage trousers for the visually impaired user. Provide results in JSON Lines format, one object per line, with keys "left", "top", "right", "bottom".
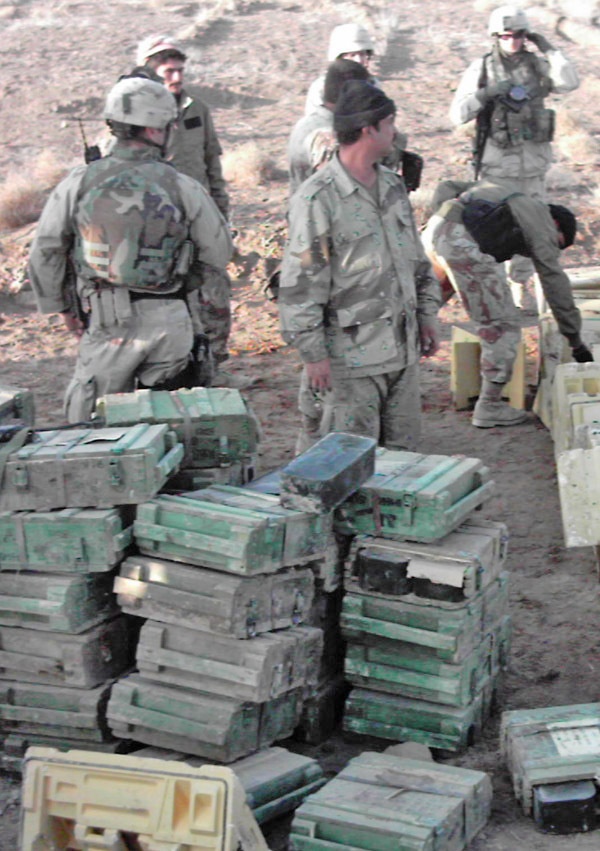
{"left": 425, "top": 215, "right": 521, "bottom": 385}
{"left": 186, "top": 262, "right": 232, "bottom": 363}
{"left": 64, "top": 297, "right": 193, "bottom": 423}
{"left": 296, "top": 362, "right": 421, "bottom": 453}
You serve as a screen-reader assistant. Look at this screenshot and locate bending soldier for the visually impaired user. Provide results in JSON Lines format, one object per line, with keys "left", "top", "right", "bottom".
{"left": 28, "top": 77, "right": 232, "bottom": 422}
{"left": 422, "top": 179, "right": 592, "bottom": 429}
{"left": 450, "top": 5, "right": 579, "bottom": 306}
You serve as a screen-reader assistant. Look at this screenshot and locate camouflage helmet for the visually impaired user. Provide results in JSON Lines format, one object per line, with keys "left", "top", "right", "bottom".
{"left": 488, "top": 5, "right": 530, "bottom": 35}
{"left": 104, "top": 77, "right": 177, "bottom": 129}
{"left": 327, "top": 23, "right": 375, "bottom": 61}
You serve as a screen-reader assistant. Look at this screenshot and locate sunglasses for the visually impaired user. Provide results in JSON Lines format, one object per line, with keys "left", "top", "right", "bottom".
{"left": 499, "top": 31, "right": 526, "bottom": 40}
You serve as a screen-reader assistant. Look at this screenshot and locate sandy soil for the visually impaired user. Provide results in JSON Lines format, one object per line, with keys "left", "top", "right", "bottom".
{"left": 1, "top": 1, "right": 599, "bottom": 848}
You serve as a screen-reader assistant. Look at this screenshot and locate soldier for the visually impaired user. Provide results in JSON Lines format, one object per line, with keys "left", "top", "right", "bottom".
{"left": 288, "top": 58, "right": 369, "bottom": 197}
{"left": 421, "top": 179, "right": 592, "bottom": 429}
{"left": 305, "top": 23, "right": 378, "bottom": 115}
{"left": 279, "top": 81, "right": 440, "bottom": 449}
{"left": 450, "top": 5, "right": 579, "bottom": 307}
{"left": 137, "top": 35, "right": 239, "bottom": 386}
{"left": 28, "top": 77, "right": 233, "bottom": 423}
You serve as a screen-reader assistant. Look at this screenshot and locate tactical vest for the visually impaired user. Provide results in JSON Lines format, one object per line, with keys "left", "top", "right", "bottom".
{"left": 72, "top": 156, "right": 189, "bottom": 290}
{"left": 482, "top": 48, "right": 555, "bottom": 148}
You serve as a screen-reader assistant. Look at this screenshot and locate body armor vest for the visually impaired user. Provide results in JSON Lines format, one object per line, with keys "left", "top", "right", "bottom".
{"left": 73, "top": 156, "right": 188, "bottom": 290}
{"left": 482, "top": 47, "right": 555, "bottom": 148}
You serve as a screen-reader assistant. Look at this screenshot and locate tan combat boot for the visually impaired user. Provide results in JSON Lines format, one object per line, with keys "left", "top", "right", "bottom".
{"left": 472, "top": 378, "right": 529, "bottom": 428}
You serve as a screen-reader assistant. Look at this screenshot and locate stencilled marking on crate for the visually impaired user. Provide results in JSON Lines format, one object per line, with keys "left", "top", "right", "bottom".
{"left": 547, "top": 720, "right": 600, "bottom": 757}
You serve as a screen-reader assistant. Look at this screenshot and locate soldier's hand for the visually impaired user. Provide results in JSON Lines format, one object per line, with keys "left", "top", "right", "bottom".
{"left": 61, "top": 310, "right": 85, "bottom": 339}
{"left": 572, "top": 342, "right": 594, "bottom": 363}
{"left": 306, "top": 358, "right": 332, "bottom": 392}
{"left": 476, "top": 79, "right": 512, "bottom": 103}
{"left": 526, "top": 32, "right": 553, "bottom": 53}
{"left": 419, "top": 317, "right": 440, "bottom": 358}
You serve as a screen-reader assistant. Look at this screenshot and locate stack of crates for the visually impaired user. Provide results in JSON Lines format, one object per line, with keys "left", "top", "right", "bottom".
{"left": 0, "top": 411, "right": 186, "bottom": 769}
{"left": 501, "top": 702, "right": 600, "bottom": 835}
{"left": 107, "top": 431, "right": 377, "bottom": 762}
{"left": 334, "top": 448, "right": 511, "bottom": 753}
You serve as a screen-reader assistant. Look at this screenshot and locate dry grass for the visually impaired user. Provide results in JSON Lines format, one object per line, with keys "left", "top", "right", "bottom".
{"left": 0, "top": 152, "right": 69, "bottom": 231}
{"left": 556, "top": 106, "right": 600, "bottom": 163}
{"left": 222, "top": 141, "right": 276, "bottom": 187}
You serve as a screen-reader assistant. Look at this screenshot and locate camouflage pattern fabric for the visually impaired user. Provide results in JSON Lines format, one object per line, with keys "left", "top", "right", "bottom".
{"left": 280, "top": 154, "right": 439, "bottom": 378}
{"left": 424, "top": 215, "right": 521, "bottom": 384}
{"left": 296, "top": 363, "right": 420, "bottom": 451}
{"left": 280, "top": 153, "right": 439, "bottom": 445}
{"left": 64, "top": 299, "right": 194, "bottom": 422}
{"left": 186, "top": 262, "right": 232, "bottom": 362}
{"left": 72, "top": 156, "right": 188, "bottom": 290}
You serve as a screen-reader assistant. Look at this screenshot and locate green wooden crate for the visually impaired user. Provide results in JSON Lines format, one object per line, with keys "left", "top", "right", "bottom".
{"left": 107, "top": 674, "right": 302, "bottom": 763}
{"left": 0, "top": 572, "right": 118, "bottom": 633}
{"left": 115, "top": 555, "right": 314, "bottom": 638}
{"left": 0, "top": 680, "right": 112, "bottom": 742}
{"left": 96, "top": 387, "right": 259, "bottom": 468}
{"left": 0, "top": 507, "right": 133, "bottom": 573}
{"left": 0, "top": 424, "right": 183, "bottom": 511}
{"left": 501, "top": 702, "right": 600, "bottom": 814}
{"left": 136, "top": 620, "right": 322, "bottom": 702}
{"left": 187, "top": 484, "right": 334, "bottom": 567}
{"left": 341, "top": 591, "right": 484, "bottom": 663}
{"left": 0, "top": 732, "right": 132, "bottom": 775}
{"left": 343, "top": 687, "right": 485, "bottom": 753}
{"left": 345, "top": 518, "right": 508, "bottom": 602}
{"left": 338, "top": 752, "right": 492, "bottom": 846}
{"left": 335, "top": 448, "right": 495, "bottom": 542}
{"left": 290, "top": 774, "right": 465, "bottom": 851}
{"left": 0, "top": 615, "right": 135, "bottom": 688}
{"left": 134, "top": 493, "right": 286, "bottom": 574}
{"left": 280, "top": 432, "right": 377, "bottom": 513}
{"left": 344, "top": 633, "right": 492, "bottom": 707}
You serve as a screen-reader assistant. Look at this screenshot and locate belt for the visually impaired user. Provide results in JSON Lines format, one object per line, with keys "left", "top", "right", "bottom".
{"left": 129, "top": 289, "right": 185, "bottom": 302}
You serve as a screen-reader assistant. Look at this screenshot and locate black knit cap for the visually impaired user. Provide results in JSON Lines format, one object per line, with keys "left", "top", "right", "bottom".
{"left": 334, "top": 80, "right": 396, "bottom": 133}
{"left": 549, "top": 204, "right": 577, "bottom": 249}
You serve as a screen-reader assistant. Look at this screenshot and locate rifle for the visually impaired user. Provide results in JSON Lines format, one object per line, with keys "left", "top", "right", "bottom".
{"left": 472, "top": 99, "right": 494, "bottom": 181}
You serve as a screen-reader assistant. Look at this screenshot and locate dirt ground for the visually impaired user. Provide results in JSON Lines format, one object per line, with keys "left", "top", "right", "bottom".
{"left": 1, "top": 0, "right": 600, "bottom": 848}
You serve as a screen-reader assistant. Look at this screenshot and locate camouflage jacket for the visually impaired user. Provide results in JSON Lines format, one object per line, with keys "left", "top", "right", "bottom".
{"left": 166, "top": 86, "right": 229, "bottom": 219}
{"left": 287, "top": 106, "right": 336, "bottom": 197}
{"left": 29, "top": 143, "right": 233, "bottom": 314}
{"left": 279, "top": 153, "right": 440, "bottom": 378}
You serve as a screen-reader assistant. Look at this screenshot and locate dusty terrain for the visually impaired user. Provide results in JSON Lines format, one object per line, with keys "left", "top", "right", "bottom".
{"left": 1, "top": 0, "right": 600, "bottom": 848}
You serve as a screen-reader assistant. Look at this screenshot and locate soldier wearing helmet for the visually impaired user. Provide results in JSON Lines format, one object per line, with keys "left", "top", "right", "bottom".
{"left": 135, "top": 35, "right": 240, "bottom": 387}
{"left": 304, "top": 23, "right": 377, "bottom": 115}
{"left": 450, "top": 5, "right": 579, "bottom": 307}
{"left": 28, "top": 77, "right": 232, "bottom": 422}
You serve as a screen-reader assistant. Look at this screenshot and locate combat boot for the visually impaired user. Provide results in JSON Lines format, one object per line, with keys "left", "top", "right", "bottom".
{"left": 472, "top": 398, "right": 529, "bottom": 428}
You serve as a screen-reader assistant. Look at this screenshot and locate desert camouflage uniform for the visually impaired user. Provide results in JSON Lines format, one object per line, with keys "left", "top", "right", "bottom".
{"left": 167, "top": 85, "right": 232, "bottom": 362}
{"left": 28, "top": 143, "right": 232, "bottom": 421}
{"left": 280, "top": 153, "right": 440, "bottom": 449}
{"left": 450, "top": 45, "right": 579, "bottom": 285}
{"left": 422, "top": 180, "right": 582, "bottom": 383}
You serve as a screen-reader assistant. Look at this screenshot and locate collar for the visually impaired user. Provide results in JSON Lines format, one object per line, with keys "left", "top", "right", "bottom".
{"left": 112, "top": 142, "right": 163, "bottom": 162}
{"left": 327, "top": 151, "right": 396, "bottom": 199}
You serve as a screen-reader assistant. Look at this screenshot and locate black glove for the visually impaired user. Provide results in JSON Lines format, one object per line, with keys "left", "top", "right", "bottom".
{"left": 526, "top": 32, "right": 553, "bottom": 53}
{"left": 572, "top": 343, "right": 594, "bottom": 363}
{"left": 476, "top": 79, "right": 512, "bottom": 104}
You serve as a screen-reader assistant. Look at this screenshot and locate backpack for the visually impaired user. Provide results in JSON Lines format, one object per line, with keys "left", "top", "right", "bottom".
{"left": 461, "top": 195, "right": 527, "bottom": 262}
